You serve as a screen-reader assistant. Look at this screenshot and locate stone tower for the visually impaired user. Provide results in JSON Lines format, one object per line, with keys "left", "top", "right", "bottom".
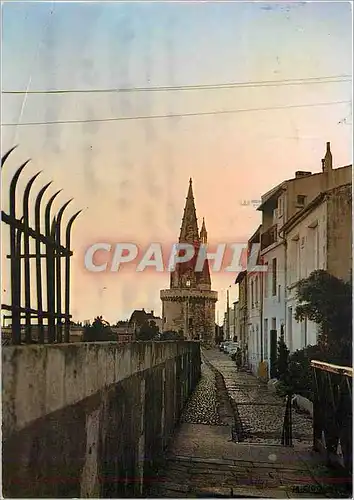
{"left": 160, "top": 179, "right": 218, "bottom": 345}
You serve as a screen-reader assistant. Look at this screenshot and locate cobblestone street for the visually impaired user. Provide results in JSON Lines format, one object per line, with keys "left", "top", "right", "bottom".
{"left": 150, "top": 349, "right": 338, "bottom": 498}
{"left": 180, "top": 360, "right": 227, "bottom": 426}
{"left": 202, "top": 349, "right": 313, "bottom": 447}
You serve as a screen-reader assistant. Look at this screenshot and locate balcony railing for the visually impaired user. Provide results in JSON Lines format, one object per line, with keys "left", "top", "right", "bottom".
{"left": 311, "top": 360, "right": 352, "bottom": 478}
{"left": 261, "top": 224, "right": 278, "bottom": 250}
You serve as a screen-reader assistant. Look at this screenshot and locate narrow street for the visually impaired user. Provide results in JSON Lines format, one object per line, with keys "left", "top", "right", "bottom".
{"left": 202, "top": 350, "right": 313, "bottom": 447}
{"left": 150, "top": 349, "right": 344, "bottom": 498}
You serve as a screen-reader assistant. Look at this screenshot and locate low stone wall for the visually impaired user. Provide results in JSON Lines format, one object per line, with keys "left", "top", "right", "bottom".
{"left": 2, "top": 341, "right": 201, "bottom": 498}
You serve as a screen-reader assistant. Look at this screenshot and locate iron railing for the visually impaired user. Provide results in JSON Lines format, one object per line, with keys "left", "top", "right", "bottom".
{"left": 281, "top": 391, "right": 293, "bottom": 447}
{"left": 1, "top": 146, "right": 83, "bottom": 344}
{"left": 312, "top": 360, "right": 352, "bottom": 476}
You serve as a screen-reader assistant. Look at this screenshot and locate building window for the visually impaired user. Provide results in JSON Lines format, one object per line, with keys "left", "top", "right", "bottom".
{"left": 314, "top": 226, "right": 319, "bottom": 269}
{"left": 255, "top": 276, "right": 258, "bottom": 306}
{"left": 308, "top": 223, "right": 319, "bottom": 273}
{"left": 272, "top": 258, "right": 277, "bottom": 296}
{"left": 271, "top": 317, "right": 276, "bottom": 332}
{"left": 251, "top": 280, "right": 254, "bottom": 309}
{"left": 264, "top": 263, "right": 268, "bottom": 298}
{"left": 264, "top": 318, "right": 268, "bottom": 358}
{"left": 296, "top": 195, "right": 306, "bottom": 207}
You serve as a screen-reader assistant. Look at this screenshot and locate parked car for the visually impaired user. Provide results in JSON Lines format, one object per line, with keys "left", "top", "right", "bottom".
{"left": 224, "top": 342, "right": 238, "bottom": 354}
{"left": 220, "top": 341, "right": 232, "bottom": 352}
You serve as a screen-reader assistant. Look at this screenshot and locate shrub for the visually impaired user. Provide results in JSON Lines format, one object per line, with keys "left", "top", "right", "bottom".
{"left": 275, "top": 333, "right": 290, "bottom": 380}
{"left": 82, "top": 316, "right": 116, "bottom": 342}
{"left": 285, "top": 344, "right": 329, "bottom": 401}
{"left": 295, "top": 270, "right": 352, "bottom": 365}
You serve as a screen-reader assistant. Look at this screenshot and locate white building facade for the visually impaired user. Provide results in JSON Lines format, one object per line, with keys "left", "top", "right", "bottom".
{"left": 246, "top": 226, "right": 263, "bottom": 375}
{"left": 261, "top": 241, "right": 286, "bottom": 369}
{"left": 284, "top": 195, "right": 328, "bottom": 353}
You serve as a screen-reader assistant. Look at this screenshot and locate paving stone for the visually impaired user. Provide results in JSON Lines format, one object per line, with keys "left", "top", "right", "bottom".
{"left": 158, "top": 481, "right": 190, "bottom": 492}
{"left": 194, "top": 486, "right": 234, "bottom": 497}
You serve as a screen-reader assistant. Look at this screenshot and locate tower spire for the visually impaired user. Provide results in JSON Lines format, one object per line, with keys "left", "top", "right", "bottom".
{"left": 179, "top": 178, "right": 200, "bottom": 243}
{"left": 200, "top": 217, "right": 208, "bottom": 244}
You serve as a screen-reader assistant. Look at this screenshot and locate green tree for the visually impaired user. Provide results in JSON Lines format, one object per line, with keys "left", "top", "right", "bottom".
{"left": 275, "top": 328, "right": 290, "bottom": 383}
{"left": 295, "top": 270, "right": 352, "bottom": 364}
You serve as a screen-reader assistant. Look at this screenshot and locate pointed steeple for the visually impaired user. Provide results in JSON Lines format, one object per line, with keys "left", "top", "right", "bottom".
{"left": 179, "top": 178, "right": 200, "bottom": 243}
{"left": 200, "top": 217, "right": 208, "bottom": 244}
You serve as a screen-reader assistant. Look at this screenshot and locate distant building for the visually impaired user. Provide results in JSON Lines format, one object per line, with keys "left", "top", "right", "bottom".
{"left": 235, "top": 270, "right": 248, "bottom": 362}
{"left": 111, "top": 321, "right": 135, "bottom": 344}
{"left": 128, "top": 309, "right": 162, "bottom": 337}
{"left": 223, "top": 308, "right": 232, "bottom": 341}
{"left": 233, "top": 301, "right": 239, "bottom": 342}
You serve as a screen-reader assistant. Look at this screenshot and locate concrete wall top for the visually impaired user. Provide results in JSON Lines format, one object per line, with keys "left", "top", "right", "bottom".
{"left": 2, "top": 341, "right": 198, "bottom": 440}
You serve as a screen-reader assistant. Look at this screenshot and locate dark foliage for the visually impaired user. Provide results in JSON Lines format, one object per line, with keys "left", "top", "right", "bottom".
{"left": 82, "top": 316, "right": 116, "bottom": 342}
{"left": 278, "top": 271, "right": 352, "bottom": 398}
{"left": 158, "top": 330, "right": 185, "bottom": 341}
{"left": 285, "top": 344, "right": 331, "bottom": 401}
{"left": 275, "top": 333, "right": 290, "bottom": 381}
{"left": 295, "top": 270, "right": 352, "bottom": 364}
{"left": 136, "top": 320, "right": 159, "bottom": 341}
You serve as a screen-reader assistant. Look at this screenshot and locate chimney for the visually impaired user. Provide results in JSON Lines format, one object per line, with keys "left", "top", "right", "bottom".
{"left": 323, "top": 141, "right": 333, "bottom": 172}
{"left": 321, "top": 159, "right": 325, "bottom": 172}
{"left": 151, "top": 310, "right": 154, "bottom": 316}
{"left": 295, "top": 171, "right": 312, "bottom": 178}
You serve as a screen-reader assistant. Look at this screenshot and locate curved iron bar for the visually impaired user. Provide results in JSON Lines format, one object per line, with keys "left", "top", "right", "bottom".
{"left": 34, "top": 182, "right": 53, "bottom": 342}
{"left": 1, "top": 145, "right": 18, "bottom": 167}
{"left": 45, "top": 190, "right": 62, "bottom": 342}
{"left": 22, "top": 172, "right": 42, "bottom": 342}
{"left": 64, "top": 210, "right": 82, "bottom": 342}
{"left": 9, "top": 159, "right": 31, "bottom": 343}
{"left": 14, "top": 217, "right": 24, "bottom": 342}
{"left": 54, "top": 199, "right": 73, "bottom": 342}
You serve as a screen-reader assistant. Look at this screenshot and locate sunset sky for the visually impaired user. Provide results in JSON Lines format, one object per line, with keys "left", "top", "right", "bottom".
{"left": 1, "top": 1, "right": 352, "bottom": 325}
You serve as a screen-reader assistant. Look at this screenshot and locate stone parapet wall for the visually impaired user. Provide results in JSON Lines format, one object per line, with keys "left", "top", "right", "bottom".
{"left": 2, "top": 341, "right": 201, "bottom": 498}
